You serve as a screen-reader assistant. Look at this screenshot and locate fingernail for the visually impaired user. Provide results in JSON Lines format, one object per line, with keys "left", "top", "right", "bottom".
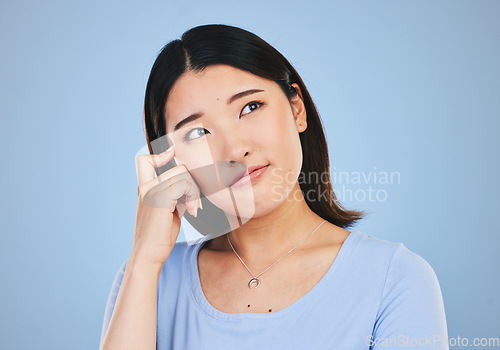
{"left": 165, "top": 145, "right": 175, "bottom": 153}
{"left": 198, "top": 198, "right": 203, "bottom": 210}
{"left": 194, "top": 207, "right": 198, "bottom": 217}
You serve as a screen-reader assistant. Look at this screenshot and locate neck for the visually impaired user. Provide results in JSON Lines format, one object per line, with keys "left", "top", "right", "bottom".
{"left": 223, "top": 181, "right": 326, "bottom": 267}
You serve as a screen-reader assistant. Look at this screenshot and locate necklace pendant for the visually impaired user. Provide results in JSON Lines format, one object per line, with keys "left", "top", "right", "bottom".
{"left": 248, "top": 278, "right": 261, "bottom": 289}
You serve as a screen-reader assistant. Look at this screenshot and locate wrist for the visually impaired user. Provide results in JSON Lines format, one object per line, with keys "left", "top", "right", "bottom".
{"left": 127, "top": 254, "right": 165, "bottom": 277}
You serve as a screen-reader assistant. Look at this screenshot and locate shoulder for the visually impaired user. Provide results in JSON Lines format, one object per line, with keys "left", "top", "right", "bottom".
{"left": 352, "top": 232, "right": 445, "bottom": 316}
{"left": 347, "top": 231, "right": 404, "bottom": 269}
{"left": 113, "top": 240, "right": 203, "bottom": 283}
{"left": 383, "top": 243, "right": 442, "bottom": 298}
{"left": 343, "top": 231, "right": 443, "bottom": 298}
{"left": 353, "top": 231, "right": 439, "bottom": 282}
{"left": 158, "top": 239, "right": 206, "bottom": 280}
{"left": 168, "top": 240, "right": 194, "bottom": 260}
{"left": 163, "top": 240, "right": 198, "bottom": 268}
{"left": 362, "top": 235, "right": 449, "bottom": 342}
{"left": 390, "top": 243, "right": 437, "bottom": 278}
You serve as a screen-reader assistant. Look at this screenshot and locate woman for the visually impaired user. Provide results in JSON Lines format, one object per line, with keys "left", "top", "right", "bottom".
{"left": 100, "top": 24, "right": 449, "bottom": 350}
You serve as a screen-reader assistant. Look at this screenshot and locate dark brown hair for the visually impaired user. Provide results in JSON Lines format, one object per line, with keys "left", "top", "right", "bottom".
{"left": 143, "top": 24, "right": 365, "bottom": 232}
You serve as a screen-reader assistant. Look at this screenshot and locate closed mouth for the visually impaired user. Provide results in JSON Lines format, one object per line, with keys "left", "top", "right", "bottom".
{"left": 230, "top": 164, "right": 269, "bottom": 187}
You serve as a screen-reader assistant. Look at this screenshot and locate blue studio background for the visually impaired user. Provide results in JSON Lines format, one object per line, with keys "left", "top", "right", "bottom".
{"left": 1, "top": 0, "right": 498, "bottom": 349}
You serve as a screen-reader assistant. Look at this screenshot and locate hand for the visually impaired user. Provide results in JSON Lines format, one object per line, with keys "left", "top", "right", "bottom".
{"left": 131, "top": 145, "right": 202, "bottom": 266}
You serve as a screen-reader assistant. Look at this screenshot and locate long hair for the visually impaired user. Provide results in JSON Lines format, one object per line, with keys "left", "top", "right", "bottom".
{"left": 143, "top": 24, "right": 365, "bottom": 232}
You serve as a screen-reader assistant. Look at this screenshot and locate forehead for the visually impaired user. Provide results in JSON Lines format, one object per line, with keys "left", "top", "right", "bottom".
{"left": 164, "top": 65, "right": 278, "bottom": 123}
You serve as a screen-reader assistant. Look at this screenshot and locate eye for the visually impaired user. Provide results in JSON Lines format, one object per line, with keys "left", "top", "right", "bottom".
{"left": 241, "top": 100, "right": 264, "bottom": 116}
{"left": 182, "top": 100, "right": 264, "bottom": 143}
{"left": 184, "top": 127, "right": 210, "bottom": 142}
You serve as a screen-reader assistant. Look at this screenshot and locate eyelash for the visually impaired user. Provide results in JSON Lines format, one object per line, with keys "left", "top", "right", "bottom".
{"left": 183, "top": 100, "right": 265, "bottom": 142}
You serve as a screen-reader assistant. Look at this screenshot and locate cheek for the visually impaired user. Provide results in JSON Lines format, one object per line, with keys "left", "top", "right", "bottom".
{"left": 262, "top": 108, "right": 303, "bottom": 195}
{"left": 258, "top": 106, "right": 302, "bottom": 166}
{"left": 170, "top": 138, "right": 217, "bottom": 196}
{"left": 168, "top": 125, "right": 215, "bottom": 168}
{"left": 176, "top": 145, "right": 214, "bottom": 169}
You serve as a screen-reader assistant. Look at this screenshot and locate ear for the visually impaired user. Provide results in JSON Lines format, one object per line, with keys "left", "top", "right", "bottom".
{"left": 290, "top": 83, "right": 307, "bottom": 133}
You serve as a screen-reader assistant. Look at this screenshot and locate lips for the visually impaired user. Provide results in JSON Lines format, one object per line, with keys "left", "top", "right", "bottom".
{"left": 230, "top": 164, "right": 269, "bottom": 187}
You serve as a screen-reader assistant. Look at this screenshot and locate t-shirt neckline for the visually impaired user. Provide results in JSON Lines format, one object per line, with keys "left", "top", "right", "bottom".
{"left": 189, "top": 229, "right": 360, "bottom": 322}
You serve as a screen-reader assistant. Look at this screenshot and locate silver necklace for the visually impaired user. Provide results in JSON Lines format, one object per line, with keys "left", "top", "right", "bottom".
{"left": 226, "top": 220, "right": 327, "bottom": 289}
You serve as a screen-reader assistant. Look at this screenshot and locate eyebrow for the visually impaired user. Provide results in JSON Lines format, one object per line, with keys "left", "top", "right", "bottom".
{"left": 173, "top": 89, "right": 265, "bottom": 131}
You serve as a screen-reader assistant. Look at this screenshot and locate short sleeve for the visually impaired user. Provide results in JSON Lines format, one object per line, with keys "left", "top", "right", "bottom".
{"left": 370, "top": 244, "right": 449, "bottom": 349}
{"left": 99, "top": 259, "right": 128, "bottom": 348}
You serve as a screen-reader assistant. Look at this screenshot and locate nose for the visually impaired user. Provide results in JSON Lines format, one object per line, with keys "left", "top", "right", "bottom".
{"left": 218, "top": 124, "right": 251, "bottom": 165}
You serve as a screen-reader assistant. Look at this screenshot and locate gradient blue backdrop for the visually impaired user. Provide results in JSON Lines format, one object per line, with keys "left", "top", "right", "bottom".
{"left": 1, "top": 0, "right": 498, "bottom": 349}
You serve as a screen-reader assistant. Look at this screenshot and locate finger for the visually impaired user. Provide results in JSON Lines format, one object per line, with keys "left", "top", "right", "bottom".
{"left": 136, "top": 145, "right": 175, "bottom": 189}
{"left": 156, "top": 172, "right": 200, "bottom": 207}
{"left": 174, "top": 200, "right": 187, "bottom": 220}
{"left": 143, "top": 176, "right": 200, "bottom": 215}
{"left": 162, "top": 173, "right": 200, "bottom": 213}
{"left": 139, "top": 164, "right": 194, "bottom": 202}
{"left": 182, "top": 178, "right": 201, "bottom": 215}
{"left": 142, "top": 186, "right": 179, "bottom": 211}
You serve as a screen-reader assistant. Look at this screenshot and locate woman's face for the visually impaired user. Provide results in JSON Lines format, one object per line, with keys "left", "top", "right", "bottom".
{"left": 164, "top": 64, "right": 307, "bottom": 219}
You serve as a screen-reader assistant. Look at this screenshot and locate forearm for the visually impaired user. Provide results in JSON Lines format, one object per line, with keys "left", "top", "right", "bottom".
{"left": 100, "top": 257, "right": 163, "bottom": 350}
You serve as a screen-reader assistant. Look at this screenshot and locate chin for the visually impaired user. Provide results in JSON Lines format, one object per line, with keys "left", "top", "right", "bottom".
{"left": 203, "top": 185, "right": 255, "bottom": 219}
{"left": 236, "top": 184, "right": 291, "bottom": 220}
{"left": 243, "top": 203, "right": 279, "bottom": 219}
